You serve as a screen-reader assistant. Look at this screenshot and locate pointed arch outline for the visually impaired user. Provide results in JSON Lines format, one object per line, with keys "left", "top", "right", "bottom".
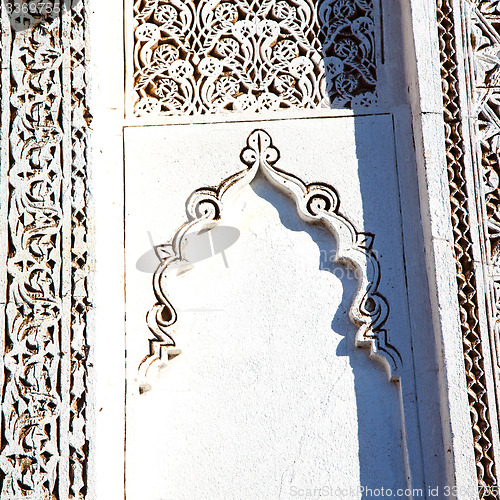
{"left": 140, "top": 129, "right": 401, "bottom": 381}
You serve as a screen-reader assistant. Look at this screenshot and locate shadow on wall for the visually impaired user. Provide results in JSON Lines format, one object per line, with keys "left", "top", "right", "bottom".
{"left": 135, "top": 153, "right": 408, "bottom": 498}
{"left": 350, "top": 114, "right": 408, "bottom": 499}
{"left": 252, "top": 174, "right": 403, "bottom": 498}
{"left": 350, "top": 31, "right": 448, "bottom": 500}
{"left": 251, "top": 152, "right": 410, "bottom": 497}
{"left": 125, "top": 110, "right": 448, "bottom": 496}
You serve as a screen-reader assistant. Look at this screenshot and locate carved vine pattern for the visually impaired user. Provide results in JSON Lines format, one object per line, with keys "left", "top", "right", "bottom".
{"left": 1, "top": 15, "right": 64, "bottom": 498}
{"left": 437, "top": 0, "right": 498, "bottom": 495}
{"left": 142, "top": 129, "right": 400, "bottom": 382}
{"left": 0, "top": 2, "right": 91, "bottom": 498}
{"left": 132, "top": 0, "right": 377, "bottom": 115}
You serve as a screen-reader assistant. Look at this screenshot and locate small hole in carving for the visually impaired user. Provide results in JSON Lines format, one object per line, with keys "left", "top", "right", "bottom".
{"left": 160, "top": 307, "right": 173, "bottom": 323}
{"left": 365, "top": 297, "right": 376, "bottom": 313}
{"left": 139, "top": 383, "right": 152, "bottom": 395}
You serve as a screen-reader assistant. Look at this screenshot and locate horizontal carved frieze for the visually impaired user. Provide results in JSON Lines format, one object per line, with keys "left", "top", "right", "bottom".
{"left": 132, "top": 0, "right": 378, "bottom": 115}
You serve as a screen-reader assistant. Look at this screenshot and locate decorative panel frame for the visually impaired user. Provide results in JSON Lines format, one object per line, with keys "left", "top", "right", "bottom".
{"left": 0, "top": 1, "right": 92, "bottom": 498}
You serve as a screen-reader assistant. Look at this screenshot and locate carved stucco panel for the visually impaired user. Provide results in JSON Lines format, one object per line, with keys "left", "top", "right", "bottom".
{"left": 131, "top": 0, "right": 378, "bottom": 115}
{"left": 438, "top": 0, "right": 500, "bottom": 494}
{"left": 0, "top": 2, "right": 91, "bottom": 498}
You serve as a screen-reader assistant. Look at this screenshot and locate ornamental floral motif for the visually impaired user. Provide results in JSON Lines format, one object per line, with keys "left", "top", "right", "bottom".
{"left": 0, "top": 2, "right": 91, "bottom": 498}
{"left": 132, "top": 0, "right": 377, "bottom": 115}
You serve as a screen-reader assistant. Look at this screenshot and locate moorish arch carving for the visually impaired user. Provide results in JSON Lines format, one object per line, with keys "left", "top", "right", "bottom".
{"left": 141, "top": 129, "right": 400, "bottom": 381}
{"left": 132, "top": 0, "right": 377, "bottom": 115}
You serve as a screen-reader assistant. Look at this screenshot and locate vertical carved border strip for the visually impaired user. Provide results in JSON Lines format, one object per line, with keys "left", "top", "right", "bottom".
{"left": 0, "top": 3, "right": 9, "bottom": 496}
{"left": 68, "top": 1, "right": 90, "bottom": 497}
{"left": 465, "top": 0, "right": 500, "bottom": 493}
{"left": 0, "top": 1, "right": 90, "bottom": 498}
{"left": 436, "top": 0, "right": 498, "bottom": 496}
{"left": 62, "top": 1, "right": 74, "bottom": 496}
{"left": 5, "top": 6, "right": 66, "bottom": 497}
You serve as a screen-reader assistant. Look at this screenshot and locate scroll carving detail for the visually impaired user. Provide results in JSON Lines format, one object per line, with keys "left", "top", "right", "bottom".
{"left": 1, "top": 16, "right": 64, "bottom": 498}
{"left": 132, "top": 0, "right": 377, "bottom": 115}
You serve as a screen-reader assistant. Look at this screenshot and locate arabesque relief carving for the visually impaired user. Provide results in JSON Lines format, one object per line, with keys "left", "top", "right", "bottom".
{"left": 132, "top": 0, "right": 377, "bottom": 115}
{"left": 142, "top": 129, "right": 399, "bottom": 383}
{"left": 470, "top": 2, "right": 500, "bottom": 494}
{"left": 438, "top": 0, "right": 500, "bottom": 494}
{"left": 0, "top": 2, "right": 91, "bottom": 498}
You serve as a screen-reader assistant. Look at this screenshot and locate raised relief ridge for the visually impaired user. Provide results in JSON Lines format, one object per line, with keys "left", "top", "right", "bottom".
{"left": 132, "top": 0, "right": 377, "bottom": 115}
{"left": 142, "top": 129, "right": 399, "bottom": 384}
{"left": 69, "top": 0, "right": 91, "bottom": 497}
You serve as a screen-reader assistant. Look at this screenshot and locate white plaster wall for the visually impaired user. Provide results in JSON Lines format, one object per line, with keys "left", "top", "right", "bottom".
{"left": 124, "top": 117, "right": 411, "bottom": 499}
{"left": 88, "top": 0, "right": 126, "bottom": 497}
{"left": 87, "top": 0, "right": 455, "bottom": 496}
{"left": 400, "top": 0, "right": 480, "bottom": 493}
